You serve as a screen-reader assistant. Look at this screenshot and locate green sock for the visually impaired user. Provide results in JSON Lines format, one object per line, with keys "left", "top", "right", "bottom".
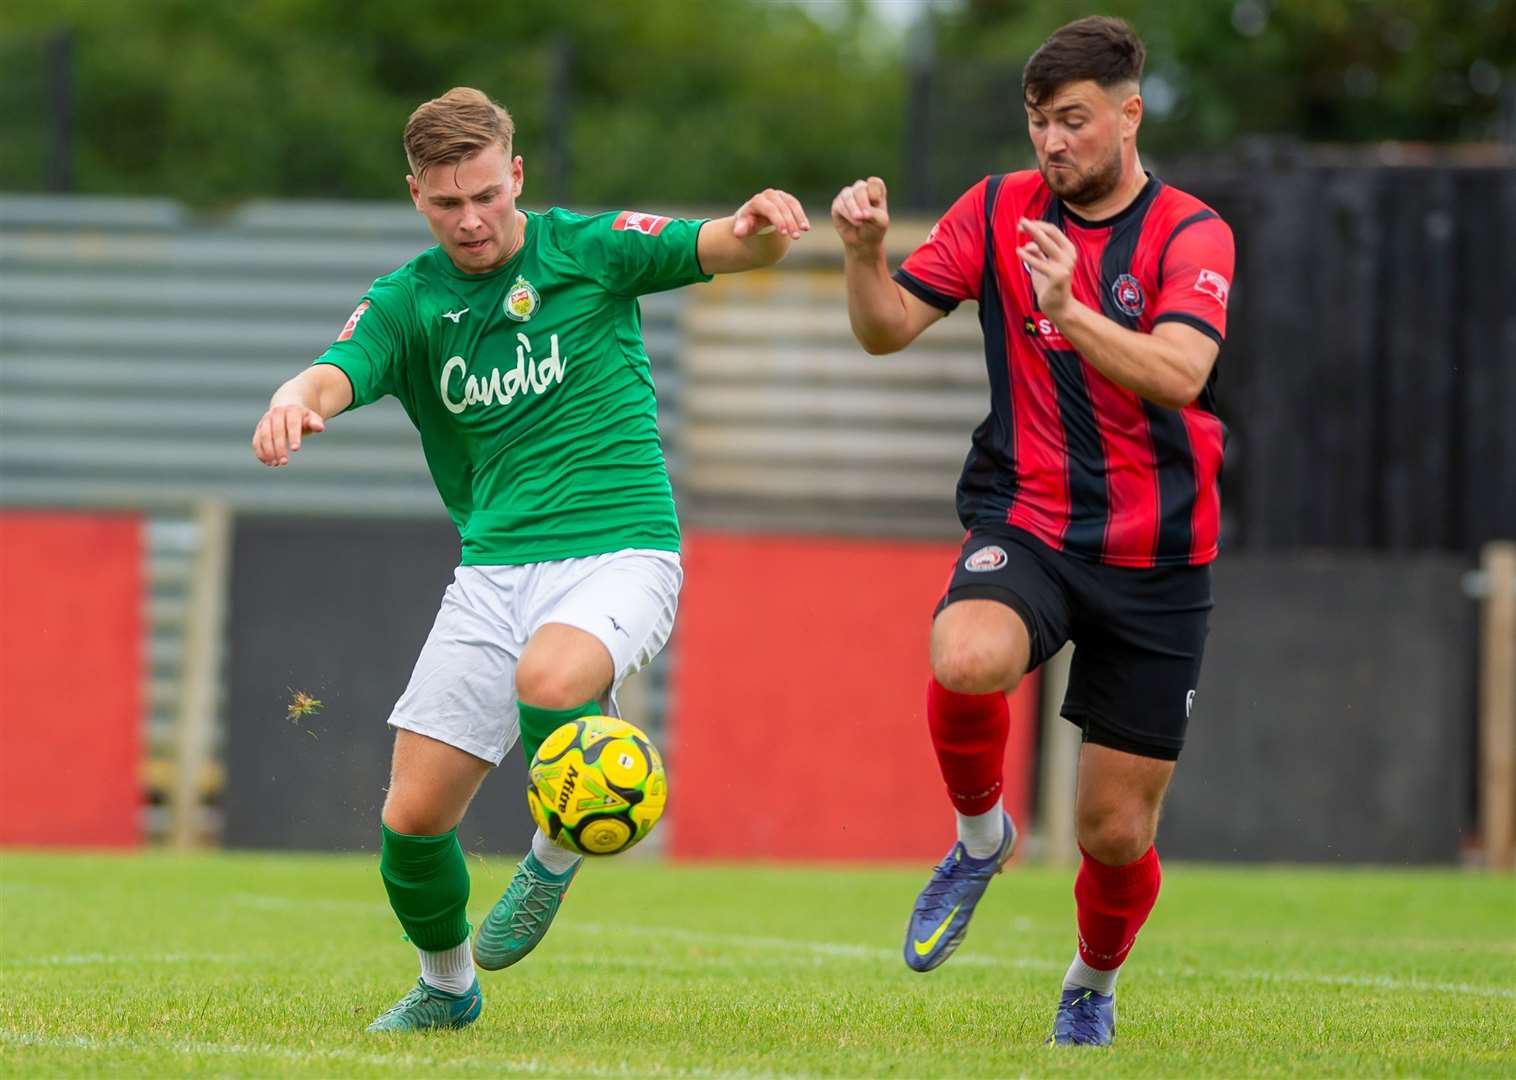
{"left": 379, "top": 825, "right": 471, "bottom": 952}
{"left": 518, "top": 700, "right": 600, "bottom": 768}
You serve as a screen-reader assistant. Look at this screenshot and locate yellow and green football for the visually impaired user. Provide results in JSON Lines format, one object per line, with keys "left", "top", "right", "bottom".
{"left": 527, "top": 716, "right": 667, "bottom": 856}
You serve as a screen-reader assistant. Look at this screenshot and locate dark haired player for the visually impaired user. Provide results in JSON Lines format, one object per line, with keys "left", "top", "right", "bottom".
{"left": 830, "top": 16, "right": 1234, "bottom": 1046}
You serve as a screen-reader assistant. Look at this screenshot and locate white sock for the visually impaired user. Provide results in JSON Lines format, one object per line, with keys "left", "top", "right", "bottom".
{"left": 956, "top": 805, "right": 1006, "bottom": 859}
{"left": 1063, "top": 951, "right": 1121, "bottom": 995}
{"left": 418, "top": 938, "right": 474, "bottom": 995}
{"left": 531, "top": 828, "right": 583, "bottom": 877}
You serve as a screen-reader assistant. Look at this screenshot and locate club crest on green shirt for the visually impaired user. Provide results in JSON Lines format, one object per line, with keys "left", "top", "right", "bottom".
{"left": 504, "top": 275, "right": 540, "bottom": 322}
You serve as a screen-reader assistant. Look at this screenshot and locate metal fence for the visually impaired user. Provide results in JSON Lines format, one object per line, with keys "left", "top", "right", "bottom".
{"left": 0, "top": 195, "right": 686, "bottom": 839}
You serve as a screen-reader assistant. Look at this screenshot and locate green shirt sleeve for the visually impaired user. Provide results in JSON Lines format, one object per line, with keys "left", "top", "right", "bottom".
{"left": 311, "top": 277, "right": 415, "bottom": 410}
{"left": 553, "top": 208, "right": 713, "bottom": 298}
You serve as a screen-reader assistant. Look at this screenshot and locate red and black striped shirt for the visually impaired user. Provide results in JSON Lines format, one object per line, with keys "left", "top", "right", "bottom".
{"left": 896, "top": 171, "right": 1235, "bottom": 568}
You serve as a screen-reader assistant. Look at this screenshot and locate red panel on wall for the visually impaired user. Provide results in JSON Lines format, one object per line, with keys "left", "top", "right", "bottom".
{"left": 668, "top": 530, "right": 1039, "bottom": 862}
{"left": 0, "top": 512, "right": 143, "bottom": 847}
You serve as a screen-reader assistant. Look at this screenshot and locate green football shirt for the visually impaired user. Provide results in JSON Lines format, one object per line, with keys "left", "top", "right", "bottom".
{"left": 314, "top": 208, "right": 711, "bottom": 565}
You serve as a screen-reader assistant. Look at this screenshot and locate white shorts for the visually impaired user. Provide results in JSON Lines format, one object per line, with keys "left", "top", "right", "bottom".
{"left": 387, "top": 549, "right": 682, "bottom": 765}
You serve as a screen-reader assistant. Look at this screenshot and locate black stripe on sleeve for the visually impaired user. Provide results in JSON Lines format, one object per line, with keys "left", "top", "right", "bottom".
{"left": 1153, "top": 311, "right": 1224, "bottom": 345}
{"left": 893, "top": 269, "right": 960, "bottom": 312}
{"left": 1154, "top": 209, "right": 1219, "bottom": 290}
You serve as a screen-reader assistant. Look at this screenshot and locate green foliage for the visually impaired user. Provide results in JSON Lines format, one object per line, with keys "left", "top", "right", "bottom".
{"left": 0, "top": 0, "right": 1510, "bottom": 206}
{"left": 936, "top": 0, "right": 1516, "bottom": 151}
{"left": 0, "top": 0, "right": 901, "bottom": 207}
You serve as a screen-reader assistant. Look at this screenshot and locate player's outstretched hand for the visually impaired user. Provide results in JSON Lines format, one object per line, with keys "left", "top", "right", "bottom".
{"left": 252, "top": 404, "right": 326, "bottom": 467}
{"left": 831, "top": 176, "right": 890, "bottom": 251}
{"left": 733, "top": 188, "right": 810, "bottom": 240}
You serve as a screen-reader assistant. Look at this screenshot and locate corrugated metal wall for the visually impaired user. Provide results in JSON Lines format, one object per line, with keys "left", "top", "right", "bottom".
{"left": 0, "top": 195, "right": 689, "bottom": 839}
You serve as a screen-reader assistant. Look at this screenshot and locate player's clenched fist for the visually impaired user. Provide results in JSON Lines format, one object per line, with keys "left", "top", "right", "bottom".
{"left": 831, "top": 176, "right": 890, "bottom": 250}
{"left": 252, "top": 404, "right": 325, "bottom": 467}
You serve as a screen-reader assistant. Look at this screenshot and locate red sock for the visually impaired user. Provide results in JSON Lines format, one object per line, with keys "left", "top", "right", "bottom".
{"left": 1074, "top": 844, "right": 1162, "bottom": 970}
{"left": 926, "top": 677, "right": 1009, "bottom": 815}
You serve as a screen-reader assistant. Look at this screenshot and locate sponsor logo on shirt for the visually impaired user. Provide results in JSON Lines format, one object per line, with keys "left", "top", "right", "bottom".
{"left": 337, "top": 300, "right": 369, "bottom": 341}
{"left": 1022, "top": 314, "right": 1073, "bottom": 350}
{"left": 613, "top": 210, "right": 671, "bottom": 236}
{"left": 504, "top": 276, "right": 539, "bottom": 322}
{"left": 964, "top": 545, "right": 1008, "bottom": 573}
{"left": 439, "top": 332, "right": 567, "bottom": 415}
{"left": 1111, "top": 273, "right": 1146, "bottom": 317}
{"left": 1194, "top": 268, "right": 1230, "bottom": 307}
{"left": 441, "top": 308, "right": 469, "bottom": 323}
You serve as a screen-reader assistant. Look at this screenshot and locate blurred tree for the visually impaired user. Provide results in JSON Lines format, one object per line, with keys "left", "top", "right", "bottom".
{"left": 0, "top": 0, "right": 1510, "bottom": 207}
{"left": 0, "top": 0, "right": 901, "bottom": 207}
{"left": 930, "top": 0, "right": 1515, "bottom": 156}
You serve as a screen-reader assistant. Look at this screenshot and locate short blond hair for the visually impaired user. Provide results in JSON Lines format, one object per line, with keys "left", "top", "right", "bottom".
{"left": 403, "top": 87, "right": 515, "bottom": 179}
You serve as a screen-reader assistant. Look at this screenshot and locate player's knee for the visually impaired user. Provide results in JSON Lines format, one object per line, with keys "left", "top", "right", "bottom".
{"left": 381, "top": 794, "right": 454, "bottom": 837}
{"left": 932, "top": 645, "right": 1021, "bottom": 696}
{"left": 1076, "top": 807, "right": 1155, "bottom": 866}
{"left": 515, "top": 656, "right": 597, "bottom": 711}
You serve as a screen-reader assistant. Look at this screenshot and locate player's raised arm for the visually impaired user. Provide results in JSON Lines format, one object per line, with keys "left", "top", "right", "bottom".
{"left": 832, "top": 176, "right": 945, "bottom": 355}
{"left": 696, "top": 187, "right": 809, "bottom": 274}
{"left": 251, "top": 363, "right": 353, "bottom": 467}
{"left": 1016, "top": 217, "right": 1221, "bottom": 409}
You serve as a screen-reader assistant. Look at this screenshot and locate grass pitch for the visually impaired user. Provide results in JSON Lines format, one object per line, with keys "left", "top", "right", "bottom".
{"left": 1, "top": 850, "right": 1512, "bottom": 1077}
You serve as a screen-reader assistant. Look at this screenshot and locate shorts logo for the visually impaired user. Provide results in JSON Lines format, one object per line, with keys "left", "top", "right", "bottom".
{"left": 613, "top": 210, "right": 671, "bottom": 236}
{"left": 504, "top": 275, "right": 539, "bottom": 322}
{"left": 964, "top": 545, "right": 1008, "bottom": 573}
{"left": 336, "top": 300, "right": 369, "bottom": 341}
{"left": 1194, "top": 268, "right": 1231, "bottom": 307}
{"left": 1185, "top": 689, "right": 1196, "bottom": 717}
{"left": 1111, "top": 273, "right": 1145, "bottom": 317}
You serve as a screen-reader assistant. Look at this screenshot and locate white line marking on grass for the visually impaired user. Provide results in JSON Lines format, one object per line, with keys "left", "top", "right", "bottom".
{"left": 225, "top": 894, "right": 1516, "bottom": 1002}
{"left": 232, "top": 892, "right": 392, "bottom": 915}
{"left": 0, "top": 1030, "right": 799, "bottom": 1078}
{"left": 568, "top": 921, "right": 1061, "bottom": 972}
{"left": 1156, "top": 965, "right": 1516, "bottom": 1001}
{"left": 2, "top": 952, "right": 249, "bottom": 968}
{"left": 567, "top": 921, "right": 1516, "bottom": 1000}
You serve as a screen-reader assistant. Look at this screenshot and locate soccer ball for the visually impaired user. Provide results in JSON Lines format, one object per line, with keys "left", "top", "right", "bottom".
{"left": 527, "top": 716, "right": 667, "bottom": 856}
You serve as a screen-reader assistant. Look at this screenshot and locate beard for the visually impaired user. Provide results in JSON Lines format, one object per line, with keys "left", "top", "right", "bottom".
{"left": 1040, "top": 143, "right": 1124, "bottom": 207}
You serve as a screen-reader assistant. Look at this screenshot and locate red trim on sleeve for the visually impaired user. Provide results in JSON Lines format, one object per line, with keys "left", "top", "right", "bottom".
{"left": 336, "top": 300, "right": 369, "bottom": 342}
{"left": 613, "top": 210, "right": 672, "bottom": 236}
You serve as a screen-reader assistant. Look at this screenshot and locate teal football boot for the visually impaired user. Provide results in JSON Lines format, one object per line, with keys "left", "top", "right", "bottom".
{"left": 365, "top": 977, "right": 481, "bottom": 1033}
{"left": 473, "top": 850, "right": 581, "bottom": 970}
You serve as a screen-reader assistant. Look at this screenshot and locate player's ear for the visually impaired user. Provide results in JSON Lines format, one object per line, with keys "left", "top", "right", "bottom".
{"left": 1121, "top": 90, "right": 1143, "bottom": 136}
{"left": 511, "top": 156, "right": 524, "bottom": 198}
{"left": 406, "top": 174, "right": 423, "bottom": 210}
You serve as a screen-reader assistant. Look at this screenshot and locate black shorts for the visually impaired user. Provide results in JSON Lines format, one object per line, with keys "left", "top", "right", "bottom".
{"left": 936, "top": 525, "right": 1213, "bottom": 761}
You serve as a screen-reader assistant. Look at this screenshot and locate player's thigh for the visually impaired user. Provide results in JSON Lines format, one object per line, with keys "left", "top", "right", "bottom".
{"left": 1062, "top": 564, "right": 1212, "bottom": 763}
{"left": 383, "top": 728, "right": 493, "bottom": 835}
{"left": 519, "top": 549, "right": 682, "bottom": 707}
{"left": 388, "top": 566, "right": 527, "bottom": 768}
{"left": 932, "top": 529, "right": 1073, "bottom": 693}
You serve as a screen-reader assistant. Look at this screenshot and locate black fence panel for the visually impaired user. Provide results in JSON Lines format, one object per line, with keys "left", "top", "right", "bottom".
{"left": 1162, "top": 554, "right": 1477, "bottom": 863}
{"left": 1170, "top": 159, "right": 1516, "bottom": 556}
{"left": 222, "top": 517, "right": 536, "bottom": 854}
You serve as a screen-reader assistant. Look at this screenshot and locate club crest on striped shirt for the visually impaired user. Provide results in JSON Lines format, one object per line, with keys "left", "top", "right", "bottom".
{"left": 1111, "top": 273, "right": 1145, "bottom": 317}
{"left": 964, "top": 545, "right": 1008, "bottom": 573}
